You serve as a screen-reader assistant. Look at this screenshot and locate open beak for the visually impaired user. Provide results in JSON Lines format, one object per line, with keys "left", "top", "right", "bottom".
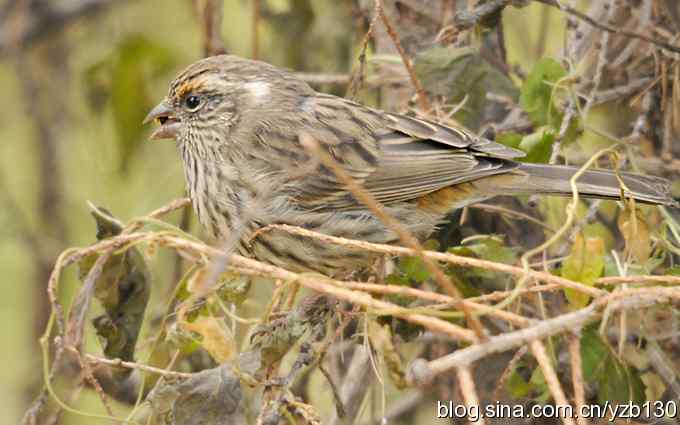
{"left": 143, "top": 101, "right": 181, "bottom": 140}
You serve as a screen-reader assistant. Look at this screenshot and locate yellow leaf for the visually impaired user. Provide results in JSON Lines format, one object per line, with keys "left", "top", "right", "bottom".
{"left": 181, "top": 316, "right": 236, "bottom": 363}
{"left": 562, "top": 234, "right": 605, "bottom": 308}
{"left": 641, "top": 372, "right": 666, "bottom": 401}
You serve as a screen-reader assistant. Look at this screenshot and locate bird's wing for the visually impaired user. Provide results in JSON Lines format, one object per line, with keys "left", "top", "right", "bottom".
{"left": 382, "top": 112, "right": 525, "bottom": 159}
{"left": 269, "top": 94, "right": 525, "bottom": 210}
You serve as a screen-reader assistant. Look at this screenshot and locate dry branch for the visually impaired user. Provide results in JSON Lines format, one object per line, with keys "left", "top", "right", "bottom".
{"left": 409, "top": 292, "right": 669, "bottom": 385}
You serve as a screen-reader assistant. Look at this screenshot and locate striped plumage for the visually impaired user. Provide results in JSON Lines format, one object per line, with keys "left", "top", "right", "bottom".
{"left": 145, "top": 55, "right": 677, "bottom": 276}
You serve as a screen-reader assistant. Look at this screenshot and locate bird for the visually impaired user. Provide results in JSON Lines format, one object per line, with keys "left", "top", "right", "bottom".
{"left": 144, "top": 54, "right": 677, "bottom": 276}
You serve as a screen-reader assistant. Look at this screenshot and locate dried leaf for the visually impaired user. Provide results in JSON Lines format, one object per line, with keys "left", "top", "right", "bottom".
{"left": 618, "top": 202, "right": 652, "bottom": 263}
{"left": 149, "top": 351, "right": 261, "bottom": 425}
{"left": 77, "top": 206, "right": 150, "bottom": 379}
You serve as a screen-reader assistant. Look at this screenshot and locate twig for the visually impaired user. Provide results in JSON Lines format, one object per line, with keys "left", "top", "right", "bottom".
{"left": 535, "top": 0, "right": 680, "bottom": 55}
{"left": 374, "top": 0, "right": 431, "bottom": 112}
{"left": 84, "top": 354, "right": 193, "bottom": 379}
{"left": 456, "top": 366, "right": 486, "bottom": 425}
{"left": 329, "top": 345, "right": 373, "bottom": 425}
{"left": 347, "top": 1, "right": 381, "bottom": 99}
{"left": 492, "top": 346, "right": 528, "bottom": 400}
{"left": 589, "top": 77, "right": 654, "bottom": 106}
{"left": 336, "top": 281, "right": 530, "bottom": 326}
{"left": 407, "top": 293, "right": 662, "bottom": 384}
{"left": 192, "top": 0, "right": 227, "bottom": 56}
{"left": 253, "top": 223, "right": 605, "bottom": 297}
{"left": 580, "top": 0, "right": 616, "bottom": 120}
{"left": 70, "top": 349, "right": 115, "bottom": 418}
{"left": 529, "top": 340, "right": 576, "bottom": 425}
{"left": 567, "top": 334, "right": 588, "bottom": 425}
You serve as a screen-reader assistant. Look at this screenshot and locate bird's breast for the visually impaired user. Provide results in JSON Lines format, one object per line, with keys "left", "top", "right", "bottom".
{"left": 181, "top": 147, "right": 244, "bottom": 239}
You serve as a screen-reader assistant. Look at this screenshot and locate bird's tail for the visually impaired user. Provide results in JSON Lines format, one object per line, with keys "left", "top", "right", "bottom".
{"left": 473, "top": 163, "right": 678, "bottom": 207}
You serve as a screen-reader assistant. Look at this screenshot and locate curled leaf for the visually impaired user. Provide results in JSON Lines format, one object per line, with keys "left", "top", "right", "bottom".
{"left": 617, "top": 201, "right": 651, "bottom": 263}
{"left": 78, "top": 205, "right": 150, "bottom": 379}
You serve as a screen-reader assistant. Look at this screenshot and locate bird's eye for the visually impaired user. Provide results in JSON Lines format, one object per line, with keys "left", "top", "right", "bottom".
{"left": 184, "top": 95, "right": 202, "bottom": 111}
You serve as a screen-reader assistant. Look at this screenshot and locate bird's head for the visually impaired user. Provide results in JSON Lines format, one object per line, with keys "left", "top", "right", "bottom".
{"left": 144, "top": 55, "right": 309, "bottom": 144}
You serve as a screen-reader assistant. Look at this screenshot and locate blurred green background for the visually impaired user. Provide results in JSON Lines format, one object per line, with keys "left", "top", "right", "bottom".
{"left": 2, "top": 1, "right": 674, "bottom": 423}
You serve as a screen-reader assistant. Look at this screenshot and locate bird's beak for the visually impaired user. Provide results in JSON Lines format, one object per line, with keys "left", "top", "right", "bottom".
{"left": 144, "top": 101, "right": 181, "bottom": 140}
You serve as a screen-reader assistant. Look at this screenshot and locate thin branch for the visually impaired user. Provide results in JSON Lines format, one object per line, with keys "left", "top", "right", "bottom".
{"left": 407, "top": 293, "right": 663, "bottom": 384}
{"left": 84, "top": 354, "right": 193, "bottom": 379}
{"left": 374, "top": 0, "right": 431, "bottom": 112}
{"left": 193, "top": 0, "right": 227, "bottom": 56}
{"left": 536, "top": 0, "right": 680, "bottom": 55}
{"left": 568, "top": 334, "right": 589, "bottom": 425}
{"left": 529, "top": 340, "right": 576, "bottom": 425}
{"left": 252, "top": 223, "right": 605, "bottom": 297}
{"left": 456, "top": 366, "right": 486, "bottom": 425}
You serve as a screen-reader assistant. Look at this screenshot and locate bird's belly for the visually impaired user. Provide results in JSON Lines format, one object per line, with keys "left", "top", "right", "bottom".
{"left": 240, "top": 206, "right": 442, "bottom": 276}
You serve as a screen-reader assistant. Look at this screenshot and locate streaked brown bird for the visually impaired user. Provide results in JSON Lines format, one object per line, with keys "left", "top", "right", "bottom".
{"left": 145, "top": 55, "right": 676, "bottom": 276}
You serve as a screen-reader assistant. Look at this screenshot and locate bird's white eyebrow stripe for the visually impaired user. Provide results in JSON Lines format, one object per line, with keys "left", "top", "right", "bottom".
{"left": 243, "top": 81, "right": 271, "bottom": 102}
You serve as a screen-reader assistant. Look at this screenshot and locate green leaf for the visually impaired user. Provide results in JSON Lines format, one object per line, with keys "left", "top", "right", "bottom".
{"left": 400, "top": 256, "right": 431, "bottom": 283}
{"left": 446, "top": 236, "right": 517, "bottom": 291}
{"left": 599, "top": 355, "right": 646, "bottom": 405}
{"left": 580, "top": 325, "right": 609, "bottom": 379}
{"left": 529, "top": 367, "right": 551, "bottom": 402}
{"left": 384, "top": 273, "right": 410, "bottom": 286}
{"left": 391, "top": 240, "right": 439, "bottom": 284}
{"left": 506, "top": 370, "right": 532, "bottom": 398}
{"left": 562, "top": 234, "right": 605, "bottom": 308}
{"left": 463, "top": 236, "right": 518, "bottom": 265}
{"left": 415, "top": 47, "right": 517, "bottom": 130}
{"left": 579, "top": 325, "right": 646, "bottom": 405}
{"left": 496, "top": 132, "right": 523, "bottom": 150}
{"left": 520, "top": 58, "right": 566, "bottom": 128}
{"left": 518, "top": 129, "right": 555, "bottom": 163}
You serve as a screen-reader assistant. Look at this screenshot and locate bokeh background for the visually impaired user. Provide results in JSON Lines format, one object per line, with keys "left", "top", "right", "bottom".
{"left": 3, "top": 1, "right": 680, "bottom": 424}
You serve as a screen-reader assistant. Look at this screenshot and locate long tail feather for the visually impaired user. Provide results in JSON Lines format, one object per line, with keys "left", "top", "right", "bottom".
{"left": 473, "top": 163, "right": 677, "bottom": 207}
